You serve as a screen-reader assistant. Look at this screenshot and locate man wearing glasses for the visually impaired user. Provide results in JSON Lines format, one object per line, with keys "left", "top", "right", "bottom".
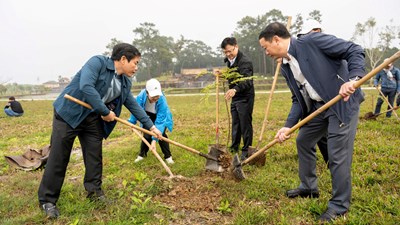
{"left": 220, "top": 37, "right": 255, "bottom": 160}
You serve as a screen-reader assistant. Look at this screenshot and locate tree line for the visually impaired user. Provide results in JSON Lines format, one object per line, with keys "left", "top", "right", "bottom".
{"left": 1, "top": 9, "right": 399, "bottom": 96}
{"left": 104, "top": 9, "right": 400, "bottom": 82}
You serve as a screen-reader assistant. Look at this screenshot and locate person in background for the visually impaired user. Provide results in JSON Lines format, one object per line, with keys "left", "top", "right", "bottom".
{"left": 128, "top": 78, "right": 174, "bottom": 164}
{"left": 37, "top": 43, "right": 162, "bottom": 219}
{"left": 4, "top": 96, "right": 24, "bottom": 117}
{"left": 297, "top": 19, "right": 322, "bottom": 38}
{"left": 373, "top": 58, "right": 400, "bottom": 117}
{"left": 259, "top": 22, "right": 365, "bottom": 223}
{"left": 220, "top": 37, "right": 255, "bottom": 161}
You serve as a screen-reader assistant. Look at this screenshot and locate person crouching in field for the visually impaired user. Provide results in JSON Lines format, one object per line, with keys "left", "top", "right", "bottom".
{"left": 37, "top": 43, "right": 162, "bottom": 219}
{"left": 4, "top": 96, "right": 24, "bottom": 117}
{"left": 128, "top": 78, "right": 174, "bottom": 164}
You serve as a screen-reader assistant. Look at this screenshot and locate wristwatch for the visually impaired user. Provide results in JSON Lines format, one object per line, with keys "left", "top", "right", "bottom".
{"left": 349, "top": 76, "right": 361, "bottom": 81}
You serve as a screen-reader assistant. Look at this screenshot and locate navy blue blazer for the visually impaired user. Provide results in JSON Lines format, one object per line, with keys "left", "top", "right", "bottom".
{"left": 280, "top": 32, "right": 365, "bottom": 127}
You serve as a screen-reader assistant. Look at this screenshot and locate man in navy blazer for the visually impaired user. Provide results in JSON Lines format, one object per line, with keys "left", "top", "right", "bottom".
{"left": 259, "top": 22, "right": 365, "bottom": 223}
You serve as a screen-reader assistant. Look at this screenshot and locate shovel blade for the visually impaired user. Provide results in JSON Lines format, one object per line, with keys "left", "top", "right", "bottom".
{"left": 205, "top": 144, "right": 225, "bottom": 172}
{"left": 232, "top": 154, "right": 246, "bottom": 180}
{"left": 247, "top": 146, "right": 266, "bottom": 166}
{"left": 363, "top": 112, "right": 376, "bottom": 120}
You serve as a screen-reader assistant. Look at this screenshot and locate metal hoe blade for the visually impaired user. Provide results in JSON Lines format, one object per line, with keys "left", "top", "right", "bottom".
{"left": 232, "top": 154, "right": 245, "bottom": 180}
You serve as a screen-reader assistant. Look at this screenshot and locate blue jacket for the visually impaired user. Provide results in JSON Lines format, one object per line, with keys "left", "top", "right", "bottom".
{"left": 53, "top": 55, "right": 154, "bottom": 138}
{"left": 281, "top": 32, "right": 365, "bottom": 128}
{"left": 128, "top": 89, "right": 173, "bottom": 140}
{"left": 373, "top": 66, "right": 400, "bottom": 92}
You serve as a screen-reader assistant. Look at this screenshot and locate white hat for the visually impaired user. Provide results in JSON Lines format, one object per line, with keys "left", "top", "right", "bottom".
{"left": 146, "top": 78, "right": 163, "bottom": 97}
{"left": 298, "top": 19, "right": 322, "bottom": 37}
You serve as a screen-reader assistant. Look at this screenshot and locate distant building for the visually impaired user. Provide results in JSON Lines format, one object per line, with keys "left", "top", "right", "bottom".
{"left": 180, "top": 67, "right": 224, "bottom": 76}
{"left": 43, "top": 81, "right": 60, "bottom": 89}
{"left": 43, "top": 76, "right": 71, "bottom": 92}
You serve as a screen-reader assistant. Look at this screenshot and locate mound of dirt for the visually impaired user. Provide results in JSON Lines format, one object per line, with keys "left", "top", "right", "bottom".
{"left": 153, "top": 171, "right": 232, "bottom": 224}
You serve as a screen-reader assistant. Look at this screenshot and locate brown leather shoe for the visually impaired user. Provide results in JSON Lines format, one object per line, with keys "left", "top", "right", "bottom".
{"left": 286, "top": 188, "right": 319, "bottom": 198}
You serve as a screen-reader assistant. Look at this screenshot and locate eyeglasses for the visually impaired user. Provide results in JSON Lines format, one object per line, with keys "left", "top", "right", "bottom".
{"left": 223, "top": 46, "right": 236, "bottom": 55}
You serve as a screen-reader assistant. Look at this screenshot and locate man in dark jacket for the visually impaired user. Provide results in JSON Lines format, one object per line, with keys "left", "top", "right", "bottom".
{"left": 220, "top": 37, "right": 255, "bottom": 160}
{"left": 259, "top": 22, "right": 365, "bottom": 223}
{"left": 37, "top": 43, "right": 162, "bottom": 219}
{"left": 4, "top": 96, "right": 24, "bottom": 117}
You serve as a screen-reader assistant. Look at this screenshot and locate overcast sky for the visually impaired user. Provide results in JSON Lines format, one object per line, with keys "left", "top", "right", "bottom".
{"left": 1, "top": 0, "right": 399, "bottom": 85}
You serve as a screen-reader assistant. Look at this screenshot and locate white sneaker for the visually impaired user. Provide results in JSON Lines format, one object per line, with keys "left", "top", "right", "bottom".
{"left": 134, "top": 156, "right": 144, "bottom": 163}
{"left": 165, "top": 157, "right": 174, "bottom": 164}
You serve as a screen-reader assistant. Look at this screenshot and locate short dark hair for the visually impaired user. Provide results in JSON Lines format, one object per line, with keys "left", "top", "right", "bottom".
{"left": 259, "top": 22, "right": 291, "bottom": 42}
{"left": 9, "top": 96, "right": 15, "bottom": 101}
{"left": 111, "top": 43, "right": 141, "bottom": 62}
{"left": 220, "top": 37, "right": 237, "bottom": 49}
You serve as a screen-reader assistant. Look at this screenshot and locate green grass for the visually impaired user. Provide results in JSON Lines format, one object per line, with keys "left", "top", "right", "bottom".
{"left": 0, "top": 89, "right": 399, "bottom": 224}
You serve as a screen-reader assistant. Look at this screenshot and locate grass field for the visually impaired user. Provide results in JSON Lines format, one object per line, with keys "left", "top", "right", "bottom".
{"left": 0, "top": 89, "right": 399, "bottom": 225}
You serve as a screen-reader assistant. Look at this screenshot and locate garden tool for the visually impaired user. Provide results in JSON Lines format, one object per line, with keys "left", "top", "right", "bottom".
{"left": 251, "top": 16, "right": 292, "bottom": 166}
{"left": 206, "top": 72, "right": 227, "bottom": 172}
{"left": 64, "top": 94, "right": 223, "bottom": 172}
{"left": 363, "top": 106, "right": 399, "bottom": 120}
{"left": 4, "top": 145, "right": 50, "bottom": 171}
{"left": 375, "top": 85, "right": 399, "bottom": 119}
{"left": 232, "top": 51, "right": 400, "bottom": 181}
{"left": 131, "top": 128, "right": 175, "bottom": 177}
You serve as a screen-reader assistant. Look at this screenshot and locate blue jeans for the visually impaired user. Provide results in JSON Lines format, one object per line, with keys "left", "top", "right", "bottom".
{"left": 4, "top": 108, "right": 23, "bottom": 117}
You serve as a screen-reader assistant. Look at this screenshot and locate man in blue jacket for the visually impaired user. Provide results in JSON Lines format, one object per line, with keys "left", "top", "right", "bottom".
{"left": 128, "top": 78, "right": 174, "bottom": 164}
{"left": 37, "top": 43, "right": 162, "bottom": 219}
{"left": 259, "top": 22, "right": 365, "bottom": 223}
{"left": 373, "top": 58, "right": 400, "bottom": 117}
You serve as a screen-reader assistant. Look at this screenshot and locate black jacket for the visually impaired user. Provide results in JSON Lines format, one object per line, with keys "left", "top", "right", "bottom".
{"left": 224, "top": 50, "right": 255, "bottom": 100}
{"left": 6, "top": 101, "right": 24, "bottom": 113}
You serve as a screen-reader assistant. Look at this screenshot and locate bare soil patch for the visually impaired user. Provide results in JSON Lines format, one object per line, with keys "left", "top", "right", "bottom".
{"left": 153, "top": 171, "right": 234, "bottom": 224}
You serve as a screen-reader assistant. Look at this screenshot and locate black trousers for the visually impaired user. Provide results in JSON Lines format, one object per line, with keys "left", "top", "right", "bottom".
{"left": 38, "top": 111, "right": 104, "bottom": 205}
{"left": 139, "top": 128, "right": 171, "bottom": 159}
{"left": 230, "top": 96, "right": 254, "bottom": 152}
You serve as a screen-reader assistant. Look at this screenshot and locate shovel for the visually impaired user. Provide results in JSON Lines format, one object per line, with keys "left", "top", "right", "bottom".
{"left": 363, "top": 106, "right": 400, "bottom": 120}
{"left": 375, "top": 86, "right": 399, "bottom": 119}
{"left": 205, "top": 72, "right": 227, "bottom": 172}
{"left": 250, "top": 16, "right": 292, "bottom": 166}
{"left": 363, "top": 92, "right": 399, "bottom": 120}
{"left": 64, "top": 94, "right": 223, "bottom": 172}
{"left": 131, "top": 128, "right": 174, "bottom": 177}
{"left": 232, "top": 51, "right": 400, "bottom": 180}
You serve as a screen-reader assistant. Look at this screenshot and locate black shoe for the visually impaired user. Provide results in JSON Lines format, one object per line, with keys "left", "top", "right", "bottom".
{"left": 41, "top": 203, "right": 60, "bottom": 219}
{"left": 230, "top": 147, "right": 238, "bottom": 154}
{"left": 87, "top": 190, "right": 112, "bottom": 205}
{"left": 286, "top": 188, "right": 319, "bottom": 198}
{"left": 319, "top": 208, "right": 346, "bottom": 223}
